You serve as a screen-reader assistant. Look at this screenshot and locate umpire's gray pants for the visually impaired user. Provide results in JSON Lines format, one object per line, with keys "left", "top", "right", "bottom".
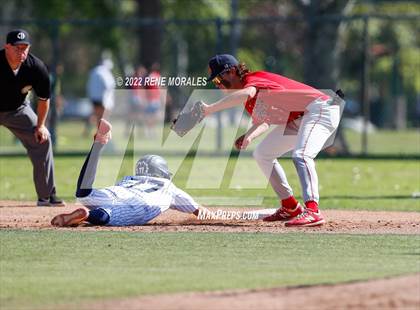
{"left": 0, "top": 104, "right": 56, "bottom": 199}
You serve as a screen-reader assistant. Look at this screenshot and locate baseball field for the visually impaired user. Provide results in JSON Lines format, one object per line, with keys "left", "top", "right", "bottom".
{"left": 1, "top": 140, "right": 419, "bottom": 309}
{"left": 2, "top": 1, "right": 420, "bottom": 308}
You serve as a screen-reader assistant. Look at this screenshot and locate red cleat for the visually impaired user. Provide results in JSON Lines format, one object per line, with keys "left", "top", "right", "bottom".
{"left": 263, "top": 203, "right": 304, "bottom": 222}
{"left": 94, "top": 119, "right": 112, "bottom": 144}
{"left": 285, "top": 209, "right": 325, "bottom": 227}
{"left": 51, "top": 208, "right": 89, "bottom": 227}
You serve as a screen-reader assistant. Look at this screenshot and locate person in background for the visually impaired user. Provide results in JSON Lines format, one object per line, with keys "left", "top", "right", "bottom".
{"left": 126, "top": 65, "right": 148, "bottom": 135}
{"left": 143, "top": 62, "right": 163, "bottom": 138}
{"left": 86, "top": 58, "right": 115, "bottom": 133}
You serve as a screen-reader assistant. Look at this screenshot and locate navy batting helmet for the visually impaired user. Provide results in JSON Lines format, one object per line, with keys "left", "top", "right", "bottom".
{"left": 135, "top": 155, "right": 172, "bottom": 179}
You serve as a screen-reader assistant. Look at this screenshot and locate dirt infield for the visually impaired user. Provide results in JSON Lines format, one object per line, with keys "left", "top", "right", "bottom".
{"left": 1, "top": 201, "right": 419, "bottom": 234}
{"left": 78, "top": 274, "right": 420, "bottom": 310}
{"left": 1, "top": 201, "right": 419, "bottom": 309}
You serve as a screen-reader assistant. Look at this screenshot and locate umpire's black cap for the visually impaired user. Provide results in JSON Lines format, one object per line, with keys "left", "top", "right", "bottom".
{"left": 6, "top": 29, "right": 31, "bottom": 45}
{"left": 208, "top": 54, "right": 239, "bottom": 81}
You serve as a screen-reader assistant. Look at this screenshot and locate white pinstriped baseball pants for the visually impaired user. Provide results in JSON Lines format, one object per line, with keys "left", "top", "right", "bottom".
{"left": 253, "top": 98, "right": 341, "bottom": 204}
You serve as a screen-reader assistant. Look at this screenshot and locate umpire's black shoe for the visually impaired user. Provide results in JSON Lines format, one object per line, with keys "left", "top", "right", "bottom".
{"left": 37, "top": 195, "right": 66, "bottom": 207}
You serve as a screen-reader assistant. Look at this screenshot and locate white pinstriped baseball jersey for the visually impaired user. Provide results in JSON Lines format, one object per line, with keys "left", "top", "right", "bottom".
{"left": 77, "top": 175, "right": 199, "bottom": 226}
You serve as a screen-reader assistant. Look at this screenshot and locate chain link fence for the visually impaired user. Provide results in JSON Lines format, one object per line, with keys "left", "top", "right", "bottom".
{"left": 0, "top": 14, "right": 419, "bottom": 156}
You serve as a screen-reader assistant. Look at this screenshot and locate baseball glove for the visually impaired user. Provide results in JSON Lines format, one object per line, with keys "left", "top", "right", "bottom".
{"left": 171, "top": 100, "right": 205, "bottom": 137}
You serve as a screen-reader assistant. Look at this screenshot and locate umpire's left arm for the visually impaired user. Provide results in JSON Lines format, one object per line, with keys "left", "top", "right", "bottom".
{"left": 34, "top": 98, "right": 50, "bottom": 143}
{"left": 32, "top": 61, "right": 52, "bottom": 144}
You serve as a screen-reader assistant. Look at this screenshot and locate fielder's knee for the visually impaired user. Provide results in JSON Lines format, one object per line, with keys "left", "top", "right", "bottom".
{"left": 253, "top": 147, "right": 272, "bottom": 163}
{"left": 252, "top": 149, "right": 260, "bottom": 161}
{"left": 292, "top": 151, "right": 313, "bottom": 166}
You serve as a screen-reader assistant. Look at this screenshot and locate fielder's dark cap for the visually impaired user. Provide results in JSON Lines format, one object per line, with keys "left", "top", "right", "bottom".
{"left": 208, "top": 54, "right": 239, "bottom": 81}
{"left": 6, "top": 29, "right": 31, "bottom": 45}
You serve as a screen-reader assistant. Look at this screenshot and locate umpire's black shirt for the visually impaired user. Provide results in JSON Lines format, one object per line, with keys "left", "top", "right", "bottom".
{"left": 0, "top": 49, "right": 50, "bottom": 112}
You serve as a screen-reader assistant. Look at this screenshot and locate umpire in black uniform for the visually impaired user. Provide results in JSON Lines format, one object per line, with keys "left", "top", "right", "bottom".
{"left": 0, "top": 29, "right": 64, "bottom": 206}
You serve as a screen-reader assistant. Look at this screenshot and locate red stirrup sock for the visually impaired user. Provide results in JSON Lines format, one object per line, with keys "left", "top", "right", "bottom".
{"left": 305, "top": 200, "right": 319, "bottom": 212}
{"left": 281, "top": 196, "right": 299, "bottom": 209}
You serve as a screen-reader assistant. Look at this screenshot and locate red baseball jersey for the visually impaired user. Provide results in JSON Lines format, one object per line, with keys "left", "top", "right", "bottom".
{"left": 146, "top": 71, "right": 161, "bottom": 101}
{"left": 242, "top": 71, "right": 329, "bottom": 124}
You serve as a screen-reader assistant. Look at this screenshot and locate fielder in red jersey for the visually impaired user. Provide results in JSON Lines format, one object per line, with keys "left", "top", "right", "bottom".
{"left": 202, "top": 54, "right": 343, "bottom": 227}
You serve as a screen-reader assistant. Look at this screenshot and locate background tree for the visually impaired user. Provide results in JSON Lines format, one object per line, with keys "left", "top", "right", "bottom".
{"left": 136, "top": 0, "right": 162, "bottom": 69}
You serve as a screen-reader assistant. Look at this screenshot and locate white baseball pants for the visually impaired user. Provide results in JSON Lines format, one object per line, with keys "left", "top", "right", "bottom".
{"left": 253, "top": 98, "right": 341, "bottom": 203}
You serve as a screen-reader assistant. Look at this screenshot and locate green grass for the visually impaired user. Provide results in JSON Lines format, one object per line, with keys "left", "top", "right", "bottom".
{"left": 0, "top": 120, "right": 237, "bottom": 154}
{"left": 344, "top": 129, "right": 420, "bottom": 155}
{"left": 0, "top": 156, "right": 419, "bottom": 211}
{"left": 1, "top": 120, "right": 419, "bottom": 155}
{"left": 1, "top": 120, "right": 418, "bottom": 310}
{"left": 0, "top": 230, "right": 419, "bottom": 309}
